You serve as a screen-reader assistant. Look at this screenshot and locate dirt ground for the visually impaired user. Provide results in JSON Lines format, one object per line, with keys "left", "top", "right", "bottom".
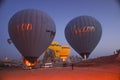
{"left": 0, "top": 63, "right": 120, "bottom": 80}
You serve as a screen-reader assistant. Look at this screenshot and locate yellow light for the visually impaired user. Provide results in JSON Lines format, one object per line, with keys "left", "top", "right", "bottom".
{"left": 60, "top": 45, "right": 70, "bottom": 61}
{"left": 45, "top": 41, "right": 62, "bottom": 57}
{"left": 44, "top": 41, "right": 70, "bottom": 61}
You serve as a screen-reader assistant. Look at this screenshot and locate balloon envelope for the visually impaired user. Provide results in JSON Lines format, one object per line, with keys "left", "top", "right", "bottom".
{"left": 60, "top": 45, "right": 70, "bottom": 61}
{"left": 45, "top": 41, "right": 70, "bottom": 61}
{"left": 48, "top": 41, "right": 62, "bottom": 57}
{"left": 65, "top": 15, "right": 102, "bottom": 59}
{"left": 8, "top": 9, "right": 56, "bottom": 67}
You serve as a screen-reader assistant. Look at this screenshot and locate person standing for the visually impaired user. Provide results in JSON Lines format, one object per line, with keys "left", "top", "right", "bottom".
{"left": 71, "top": 63, "right": 74, "bottom": 70}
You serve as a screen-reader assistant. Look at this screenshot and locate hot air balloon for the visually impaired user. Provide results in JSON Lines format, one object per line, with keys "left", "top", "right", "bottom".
{"left": 8, "top": 9, "right": 56, "bottom": 68}
{"left": 60, "top": 45, "right": 70, "bottom": 61}
{"left": 44, "top": 41, "right": 70, "bottom": 62}
{"left": 47, "top": 41, "right": 62, "bottom": 57}
{"left": 65, "top": 15, "right": 102, "bottom": 60}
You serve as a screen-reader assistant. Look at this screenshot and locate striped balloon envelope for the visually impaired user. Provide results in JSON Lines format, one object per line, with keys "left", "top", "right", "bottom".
{"left": 8, "top": 9, "right": 56, "bottom": 68}
{"left": 65, "top": 15, "right": 102, "bottom": 60}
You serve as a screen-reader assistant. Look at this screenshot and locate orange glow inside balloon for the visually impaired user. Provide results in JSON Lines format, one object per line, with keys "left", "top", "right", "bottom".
{"left": 60, "top": 57, "right": 67, "bottom": 61}
{"left": 23, "top": 58, "right": 37, "bottom": 67}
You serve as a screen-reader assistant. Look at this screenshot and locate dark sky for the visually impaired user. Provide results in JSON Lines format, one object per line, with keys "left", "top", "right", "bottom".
{"left": 0, "top": 0, "right": 4, "bottom": 7}
{"left": 0, "top": 0, "right": 120, "bottom": 59}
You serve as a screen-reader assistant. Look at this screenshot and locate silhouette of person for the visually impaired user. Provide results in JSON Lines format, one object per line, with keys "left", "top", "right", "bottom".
{"left": 72, "top": 63, "right": 74, "bottom": 70}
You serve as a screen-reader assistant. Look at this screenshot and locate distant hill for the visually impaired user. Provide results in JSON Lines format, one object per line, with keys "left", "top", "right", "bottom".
{"left": 74, "top": 53, "right": 120, "bottom": 67}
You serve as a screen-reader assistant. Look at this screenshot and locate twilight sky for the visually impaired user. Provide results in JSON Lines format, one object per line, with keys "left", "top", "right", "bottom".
{"left": 0, "top": 0, "right": 120, "bottom": 59}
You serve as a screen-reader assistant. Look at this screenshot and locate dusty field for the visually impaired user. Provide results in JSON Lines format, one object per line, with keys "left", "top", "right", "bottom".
{"left": 0, "top": 64, "right": 120, "bottom": 80}
{"left": 0, "top": 53, "right": 120, "bottom": 80}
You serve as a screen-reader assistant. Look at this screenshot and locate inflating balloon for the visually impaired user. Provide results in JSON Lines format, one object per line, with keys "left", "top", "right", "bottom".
{"left": 45, "top": 41, "right": 70, "bottom": 62}
{"left": 60, "top": 45, "right": 70, "bottom": 61}
{"left": 8, "top": 9, "right": 56, "bottom": 68}
{"left": 47, "top": 41, "right": 62, "bottom": 57}
{"left": 65, "top": 15, "right": 102, "bottom": 60}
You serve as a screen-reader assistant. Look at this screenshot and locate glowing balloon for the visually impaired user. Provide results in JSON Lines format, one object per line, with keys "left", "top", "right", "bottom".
{"left": 65, "top": 15, "right": 102, "bottom": 60}
{"left": 60, "top": 45, "right": 70, "bottom": 61}
{"left": 8, "top": 9, "right": 56, "bottom": 68}
{"left": 44, "top": 41, "right": 70, "bottom": 61}
{"left": 48, "top": 41, "right": 62, "bottom": 57}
